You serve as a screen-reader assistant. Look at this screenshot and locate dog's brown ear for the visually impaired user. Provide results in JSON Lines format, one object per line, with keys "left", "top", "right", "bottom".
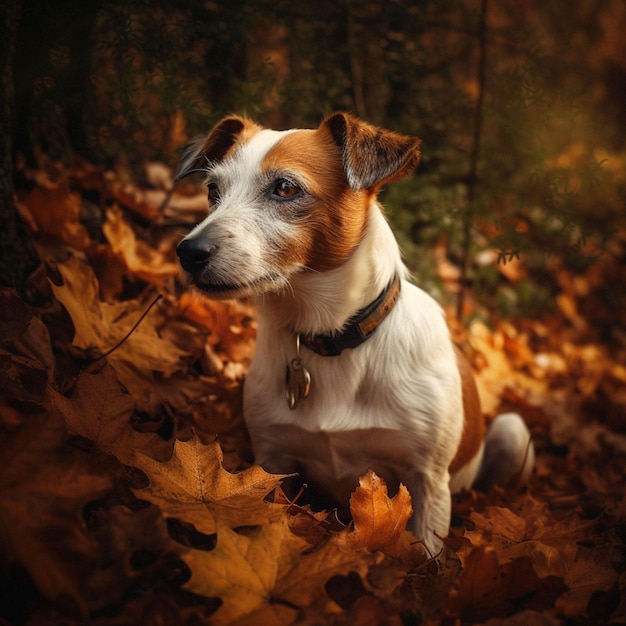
{"left": 321, "top": 112, "right": 421, "bottom": 191}
{"left": 174, "top": 116, "right": 256, "bottom": 182}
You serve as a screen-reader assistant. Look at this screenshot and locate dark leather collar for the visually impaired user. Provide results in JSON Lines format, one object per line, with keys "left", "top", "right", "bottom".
{"left": 300, "top": 274, "right": 401, "bottom": 356}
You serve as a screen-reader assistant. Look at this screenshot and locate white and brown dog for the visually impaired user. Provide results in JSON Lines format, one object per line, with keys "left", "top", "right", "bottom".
{"left": 175, "top": 112, "right": 534, "bottom": 554}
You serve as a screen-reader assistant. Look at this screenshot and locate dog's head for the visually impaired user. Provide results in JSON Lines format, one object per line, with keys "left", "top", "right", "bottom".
{"left": 175, "top": 113, "right": 420, "bottom": 299}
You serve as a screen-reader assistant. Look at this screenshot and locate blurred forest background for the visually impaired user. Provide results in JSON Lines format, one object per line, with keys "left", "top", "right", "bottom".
{"left": 2, "top": 0, "right": 625, "bottom": 319}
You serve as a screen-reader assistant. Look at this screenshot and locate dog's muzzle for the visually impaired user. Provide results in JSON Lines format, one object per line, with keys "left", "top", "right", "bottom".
{"left": 176, "top": 238, "right": 216, "bottom": 275}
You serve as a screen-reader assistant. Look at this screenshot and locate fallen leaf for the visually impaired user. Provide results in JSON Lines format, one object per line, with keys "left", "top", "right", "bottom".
{"left": 0, "top": 411, "right": 112, "bottom": 614}
{"left": 105, "top": 174, "right": 163, "bottom": 221}
{"left": 465, "top": 497, "right": 595, "bottom": 580}
{"left": 348, "top": 470, "right": 425, "bottom": 561}
{"left": 183, "top": 516, "right": 378, "bottom": 625}
{"left": 49, "top": 256, "right": 191, "bottom": 408}
{"left": 103, "top": 205, "right": 179, "bottom": 286}
{"left": 556, "top": 544, "right": 620, "bottom": 618}
{"left": 131, "top": 436, "right": 289, "bottom": 533}
{"left": 183, "top": 521, "right": 305, "bottom": 625}
{"left": 448, "top": 545, "right": 565, "bottom": 622}
{"left": 178, "top": 291, "right": 256, "bottom": 368}
{"left": 51, "top": 363, "right": 174, "bottom": 462}
{"left": 20, "top": 181, "right": 90, "bottom": 250}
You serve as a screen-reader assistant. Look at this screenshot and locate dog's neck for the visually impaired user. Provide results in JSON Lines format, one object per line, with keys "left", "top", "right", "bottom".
{"left": 255, "top": 203, "right": 407, "bottom": 337}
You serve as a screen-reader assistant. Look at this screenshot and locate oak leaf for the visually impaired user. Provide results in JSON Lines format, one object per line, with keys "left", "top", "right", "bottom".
{"left": 131, "top": 436, "right": 289, "bottom": 533}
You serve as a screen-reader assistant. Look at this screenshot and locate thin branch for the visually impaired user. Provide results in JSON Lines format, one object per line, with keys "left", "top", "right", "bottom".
{"left": 86, "top": 293, "right": 163, "bottom": 370}
{"left": 457, "top": 0, "right": 488, "bottom": 320}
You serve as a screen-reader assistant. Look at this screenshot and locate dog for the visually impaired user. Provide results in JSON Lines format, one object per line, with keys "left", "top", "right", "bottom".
{"left": 175, "top": 112, "right": 534, "bottom": 555}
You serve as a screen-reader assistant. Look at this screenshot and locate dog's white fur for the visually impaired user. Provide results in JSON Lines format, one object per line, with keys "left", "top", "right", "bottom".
{"left": 176, "top": 113, "right": 534, "bottom": 554}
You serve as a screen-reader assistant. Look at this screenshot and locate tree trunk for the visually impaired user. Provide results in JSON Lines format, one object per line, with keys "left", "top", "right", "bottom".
{"left": 0, "top": 0, "right": 40, "bottom": 292}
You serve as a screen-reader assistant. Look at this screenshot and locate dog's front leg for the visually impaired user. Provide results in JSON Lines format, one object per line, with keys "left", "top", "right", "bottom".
{"left": 404, "top": 471, "right": 451, "bottom": 557}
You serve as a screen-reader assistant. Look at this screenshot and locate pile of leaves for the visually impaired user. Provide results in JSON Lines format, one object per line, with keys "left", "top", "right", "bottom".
{"left": 1, "top": 156, "right": 625, "bottom": 625}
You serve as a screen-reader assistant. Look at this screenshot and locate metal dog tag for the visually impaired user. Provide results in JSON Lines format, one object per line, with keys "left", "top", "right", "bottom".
{"left": 285, "top": 335, "right": 311, "bottom": 410}
{"left": 286, "top": 358, "right": 311, "bottom": 410}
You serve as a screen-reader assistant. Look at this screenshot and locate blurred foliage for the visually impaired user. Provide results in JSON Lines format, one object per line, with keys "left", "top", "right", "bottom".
{"left": 9, "top": 0, "right": 626, "bottom": 317}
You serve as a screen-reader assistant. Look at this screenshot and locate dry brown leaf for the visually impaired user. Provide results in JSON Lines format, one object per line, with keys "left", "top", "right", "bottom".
{"left": 104, "top": 174, "right": 163, "bottom": 221}
{"left": 183, "top": 516, "right": 378, "bottom": 625}
{"left": 178, "top": 291, "right": 256, "bottom": 368}
{"left": 49, "top": 256, "right": 190, "bottom": 405}
{"left": 448, "top": 544, "right": 503, "bottom": 615}
{"left": 464, "top": 496, "right": 597, "bottom": 581}
{"left": 449, "top": 543, "right": 565, "bottom": 622}
{"left": 20, "top": 181, "right": 90, "bottom": 250}
{"left": 0, "top": 411, "right": 112, "bottom": 613}
{"left": 51, "top": 363, "right": 174, "bottom": 462}
{"left": 555, "top": 543, "right": 620, "bottom": 618}
{"left": 182, "top": 520, "right": 306, "bottom": 625}
{"left": 102, "top": 205, "right": 179, "bottom": 286}
{"left": 468, "top": 320, "right": 548, "bottom": 418}
{"left": 466, "top": 506, "right": 569, "bottom": 579}
{"left": 130, "top": 436, "right": 289, "bottom": 533}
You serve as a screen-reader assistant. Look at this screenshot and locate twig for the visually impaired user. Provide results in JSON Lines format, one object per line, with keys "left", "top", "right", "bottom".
{"left": 86, "top": 293, "right": 163, "bottom": 369}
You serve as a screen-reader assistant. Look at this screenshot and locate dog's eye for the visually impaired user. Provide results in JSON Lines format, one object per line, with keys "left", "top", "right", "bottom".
{"left": 272, "top": 178, "right": 301, "bottom": 200}
{"left": 207, "top": 182, "right": 220, "bottom": 203}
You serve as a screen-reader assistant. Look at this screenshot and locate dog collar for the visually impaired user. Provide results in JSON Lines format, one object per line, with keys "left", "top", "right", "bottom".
{"left": 300, "top": 274, "right": 401, "bottom": 357}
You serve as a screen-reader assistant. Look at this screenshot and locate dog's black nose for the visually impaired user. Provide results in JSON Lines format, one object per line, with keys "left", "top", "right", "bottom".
{"left": 177, "top": 238, "right": 216, "bottom": 274}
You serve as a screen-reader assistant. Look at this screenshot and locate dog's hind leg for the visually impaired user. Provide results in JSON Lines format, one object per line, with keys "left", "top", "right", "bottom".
{"left": 473, "top": 412, "right": 534, "bottom": 491}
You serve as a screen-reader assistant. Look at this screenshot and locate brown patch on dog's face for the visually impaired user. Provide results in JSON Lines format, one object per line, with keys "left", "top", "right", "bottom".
{"left": 262, "top": 127, "right": 372, "bottom": 273}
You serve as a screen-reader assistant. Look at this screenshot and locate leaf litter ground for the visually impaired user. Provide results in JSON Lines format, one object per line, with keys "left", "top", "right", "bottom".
{"left": 1, "top": 156, "right": 625, "bottom": 625}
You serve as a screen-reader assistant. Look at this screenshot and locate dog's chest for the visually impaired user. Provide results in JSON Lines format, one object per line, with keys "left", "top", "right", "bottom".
{"left": 252, "top": 422, "right": 416, "bottom": 503}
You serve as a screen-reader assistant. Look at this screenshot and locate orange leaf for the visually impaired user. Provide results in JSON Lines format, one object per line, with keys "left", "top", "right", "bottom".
{"left": 349, "top": 470, "right": 413, "bottom": 554}
{"left": 49, "top": 256, "right": 190, "bottom": 405}
{"left": 21, "top": 182, "right": 90, "bottom": 250}
{"left": 102, "top": 205, "right": 179, "bottom": 286}
{"left": 183, "top": 516, "right": 377, "bottom": 625}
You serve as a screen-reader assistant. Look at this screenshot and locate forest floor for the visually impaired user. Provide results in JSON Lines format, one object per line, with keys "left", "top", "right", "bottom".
{"left": 1, "top": 156, "right": 625, "bottom": 625}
